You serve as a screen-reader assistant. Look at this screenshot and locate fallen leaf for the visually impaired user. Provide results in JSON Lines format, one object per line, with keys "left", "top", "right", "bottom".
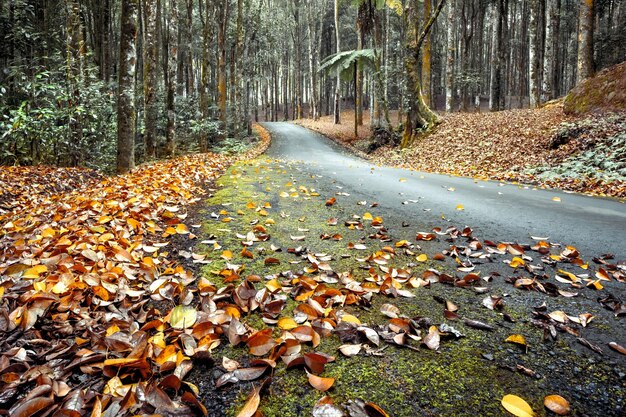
{"left": 307, "top": 371, "right": 335, "bottom": 391}
{"left": 170, "top": 305, "right": 198, "bottom": 329}
{"left": 544, "top": 395, "right": 570, "bottom": 415}
{"left": 501, "top": 394, "right": 535, "bottom": 417}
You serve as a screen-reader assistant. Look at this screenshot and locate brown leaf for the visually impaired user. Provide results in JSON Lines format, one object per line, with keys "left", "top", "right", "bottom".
{"left": 307, "top": 371, "right": 335, "bottom": 391}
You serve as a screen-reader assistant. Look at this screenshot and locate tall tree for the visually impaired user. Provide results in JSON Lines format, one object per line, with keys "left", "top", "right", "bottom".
{"left": 577, "top": 0, "right": 594, "bottom": 83}
{"left": 216, "top": 0, "right": 230, "bottom": 122}
{"left": 489, "top": 0, "right": 506, "bottom": 111}
{"left": 117, "top": 0, "right": 138, "bottom": 174}
{"left": 165, "top": 0, "right": 178, "bottom": 156}
{"left": 528, "top": 0, "right": 540, "bottom": 107}
{"left": 334, "top": 0, "right": 341, "bottom": 124}
{"left": 543, "top": 0, "right": 557, "bottom": 100}
{"left": 66, "top": 0, "right": 84, "bottom": 166}
{"left": 401, "top": 0, "right": 446, "bottom": 148}
{"left": 143, "top": 0, "right": 158, "bottom": 159}
{"left": 445, "top": 0, "right": 455, "bottom": 112}
{"left": 422, "top": 0, "right": 432, "bottom": 107}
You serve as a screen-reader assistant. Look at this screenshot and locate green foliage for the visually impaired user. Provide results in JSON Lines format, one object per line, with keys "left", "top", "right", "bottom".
{"left": 526, "top": 114, "right": 626, "bottom": 181}
{"left": 318, "top": 48, "right": 379, "bottom": 80}
{"left": 0, "top": 64, "right": 116, "bottom": 171}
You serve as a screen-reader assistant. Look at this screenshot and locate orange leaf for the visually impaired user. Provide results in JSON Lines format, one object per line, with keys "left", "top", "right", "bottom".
{"left": 307, "top": 371, "right": 335, "bottom": 391}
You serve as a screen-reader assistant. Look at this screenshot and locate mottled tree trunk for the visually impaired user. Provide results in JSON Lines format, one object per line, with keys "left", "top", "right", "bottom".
{"left": 577, "top": 0, "right": 594, "bottom": 83}
{"left": 445, "top": 0, "right": 455, "bottom": 112}
{"left": 199, "top": 0, "right": 213, "bottom": 152}
{"left": 543, "top": 0, "right": 556, "bottom": 100}
{"left": 216, "top": 1, "right": 229, "bottom": 123}
{"left": 116, "top": 0, "right": 138, "bottom": 174}
{"left": 489, "top": 0, "right": 506, "bottom": 111}
{"left": 165, "top": 0, "right": 177, "bottom": 156}
{"left": 422, "top": 0, "right": 432, "bottom": 107}
{"left": 529, "top": 0, "right": 540, "bottom": 107}
{"left": 293, "top": 0, "right": 303, "bottom": 120}
{"left": 401, "top": 0, "right": 446, "bottom": 149}
{"left": 66, "top": 0, "right": 84, "bottom": 166}
{"left": 333, "top": 0, "right": 341, "bottom": 124}
{"left": 143, "top": 0, "right": 157, "bottom": 159}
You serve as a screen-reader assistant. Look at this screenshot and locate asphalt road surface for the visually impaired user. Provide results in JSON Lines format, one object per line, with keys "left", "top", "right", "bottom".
{"left": 263, "top": 122, "right": 626, "bottom": 261}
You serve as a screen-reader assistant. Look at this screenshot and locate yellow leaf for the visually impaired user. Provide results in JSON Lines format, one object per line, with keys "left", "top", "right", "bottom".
{"left": 505, "top": 334, "right": 527, "bottom": 347}
{"left": 33, "top": 282, "right": 46, "bottom": 292}
{"left": 552, "top": 197, "right": 561, "bottom": 202}
{"left": 265, "top": 278, "right": 282, "bottom": 293}
{"left": 501, "top": 394, "right": 535, "bottom": 417}
{"left": 362, "top": 212, "right": 373, "bottom": 221}
{"left": 340, "top": 314, "right": 361, "bottom": 325}
{"left": 509, "top": 257, "right": 525, "bottom": 268}
{"left": 106, "top": 324, "right": 121, "bottom": 336}
{"left": 277, "top": 317, "right": 298, "bottom": 330}
{"left": 416, "top": 254, "right": 428, "bottom": 263}
{"left": 221, "top": 250, "right": 233, "bottom": 260}
{"left": 456, "top": 204, "right": 465, "bottom": 211}
{"left": 246, "top": 201, "right": 256, "bottom": 209}
{"left": 170, "top": 305, "right": 198, "bottom": 329}
{"left": 41, "top": 227, "right": 56, "bottom": 238}
{"left": 22, "top": 265, "right": 47, "bottom": 279}
{"left": 175, "top": 223, "right": 189, "bottom": 234}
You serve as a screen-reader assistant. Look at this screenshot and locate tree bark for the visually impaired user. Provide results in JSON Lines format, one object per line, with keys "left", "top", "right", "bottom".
{"left": 422, "top": 0, "right": 432, "bottom": 108}
{"left": 117, "top": 0, "right": 138, "bottom": 174}
{"left": 143, "top": 0, "right": 157, "bottom": 158}
{"left": 445, "top": 0, "right": 455, "bottom": 112}
{"left": 529, "top": 0, "right": 540, "bottom": 107}
{"left": 165, "top": 0, "right": 178, "bottom": 156}
{"left": 401, "top": 0, "right": 446, "bottom": 149}
{"left": 489, "top": 0, "right": 506, "bottom": 111}
{"left": 542, "top": 0, "right": 556, "bottom": 100}
{"left": 577, "top": 0, "right": 594, "bottom": 83}
{"left": 333, "top": 0, "right": 341, "bottom": 124}
{"left": 216, "top": 1, "right": 230, "bottom": 122}
{"left": 66, "top": 0, "right": 84, "bottom": 166}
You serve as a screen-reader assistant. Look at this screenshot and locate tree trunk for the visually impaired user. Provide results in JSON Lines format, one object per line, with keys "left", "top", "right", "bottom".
{"left": 445, "top": 0, "right": 455, "bottom": 112}
{"left": 165, "top": 0, "right": 177, "bottom": 156}
{"left": 577, "top": 0, "right": 594, "bottom": 83}
{"left": 422, "top": 0, "right": 432, "bottom": 108}
{"left": 401, "top": 0, "right": 446, "bottom": 149}
{"left": 66, "top": 0, "right": 84, "bottom": 166}
{"left": 542, "top": 0, "right": 556, "bottom": 100}
{"left": 529, "top": 0, "right": 540, "bottom": 107}
{"left": 143, "top": 0, "right": 157, "bottom": 158}
{"left": 489, "top": 0, "right": 505, "bottom": 111}
{"left": 293, "top": 0, "right": 303, "bottom": 120}
{"left": 216, "top": 1, "right": 229, "bottom": 122}
{"left": 333, "top": 0, "right": 341, "bottom": 124}
{"left": 199, "top": 0, "right": 214, "bottom": 151}
{"left": 117, "top": 0, "right": 138, "bottom": 174}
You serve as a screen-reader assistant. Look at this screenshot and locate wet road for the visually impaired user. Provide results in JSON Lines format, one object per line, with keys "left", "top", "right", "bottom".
{"left": 263, "top": 122, "right": 626, "bottom": 260}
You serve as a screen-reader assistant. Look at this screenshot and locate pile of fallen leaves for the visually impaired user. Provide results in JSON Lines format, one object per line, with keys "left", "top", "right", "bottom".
{"left": 0, "top": 166, "right": 104, "bottom": 212}
{"left": 301, "top": 107, "right": 626, "bottom": 198}
{"left": 0, "top": 152, "right": 238, "bottom": 416}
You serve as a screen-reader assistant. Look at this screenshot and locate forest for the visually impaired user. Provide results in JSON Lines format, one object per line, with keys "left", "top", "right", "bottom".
{"left": 2, "top": 1, "right": 626, "bottom": 417}
{"left": 1, "top": 0, "right": 624, "bottom": 173}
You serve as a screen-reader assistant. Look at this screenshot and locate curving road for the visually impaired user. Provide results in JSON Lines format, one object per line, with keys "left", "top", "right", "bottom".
{"left": 263, "top": 122, "right": 626, "bottom": 261}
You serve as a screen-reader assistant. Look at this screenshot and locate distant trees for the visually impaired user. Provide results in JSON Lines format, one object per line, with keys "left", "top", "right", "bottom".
{"left": 1, "top": 0, "right": 625, "bottom": 170}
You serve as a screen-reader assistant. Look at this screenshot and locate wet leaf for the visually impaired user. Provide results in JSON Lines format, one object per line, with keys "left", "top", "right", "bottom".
{"left": 505, "top": 334, "right": 528, "bottom": 349}
{"left": 307, "top": 371, "right": 335, "bottom": 391}
{"left": 501, "top": 394, "right": 535, "bottom": 417}
{"left": 236, "top": 385, "right": 261, "bottom": 417}
{"left": 338, "top": 344, "right": 362, "bottom": 357}
{"left": 423, "top": 326, "right": 440, "bottom": 350}
{"left": 170, "top": 305, "right": 198, "bottom": 329}
{"left": 10, "top": 397, "right": 54, "bottom": 417}
{"left": 544, "top": 395, "right": 570, "bottom": 415}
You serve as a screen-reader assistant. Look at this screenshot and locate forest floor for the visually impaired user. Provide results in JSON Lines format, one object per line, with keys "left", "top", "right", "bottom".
{"left": 296, "top": 105, "right": 626, "bottom": 199}
{"left": 1, "top": 121, "right": 625, "bottom": 417}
